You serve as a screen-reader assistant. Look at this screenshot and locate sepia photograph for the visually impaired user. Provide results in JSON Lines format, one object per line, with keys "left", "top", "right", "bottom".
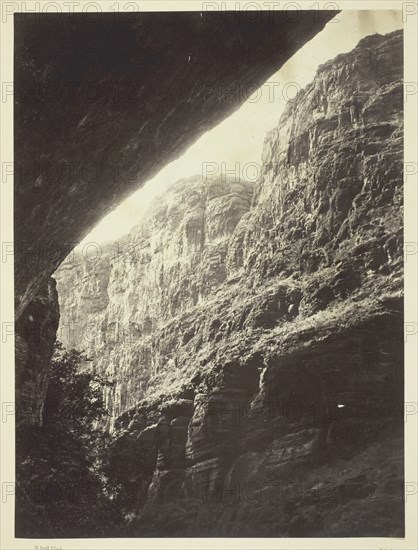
{"left": 1, "top": 2, "right": 417, "bottom": 547}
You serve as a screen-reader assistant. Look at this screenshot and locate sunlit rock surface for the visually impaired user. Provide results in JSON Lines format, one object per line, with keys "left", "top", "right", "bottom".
{"left": 56, "top": 176, "right": 255, "bottom": 426}
{"left": 55, "top": 30, "right": 403, "bottom": 536}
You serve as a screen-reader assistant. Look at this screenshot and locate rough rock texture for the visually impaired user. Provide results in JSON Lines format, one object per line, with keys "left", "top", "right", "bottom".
{"left": 56, "top": 176, "right": 255, "bottom": 428}
{"left": 14, "top": 10, "right": 337, "bottom": 319}
{"left": 55, "top": 30, "right": 404, "bottom": 536}
{"left": 15, "top": 279, "right": 60, "bottom": 426}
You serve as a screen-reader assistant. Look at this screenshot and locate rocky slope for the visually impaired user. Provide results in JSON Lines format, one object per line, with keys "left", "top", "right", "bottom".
{"left": 55, "top": 30, "right": 404, "bottom": 536}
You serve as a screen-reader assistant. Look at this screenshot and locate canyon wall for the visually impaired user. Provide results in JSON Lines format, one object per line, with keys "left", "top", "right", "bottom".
{"left": 56, "top": 176, "right": 255, "bottom": 427}
{"left": 55, "top": 30, "right": 404, "bottom": 536}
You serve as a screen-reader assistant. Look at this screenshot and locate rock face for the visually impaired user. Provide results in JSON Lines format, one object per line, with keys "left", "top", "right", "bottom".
{"left": 55, "top": 30, "right": 404, "bottom": 536}
{"left": 14, "top": 10, "right": 337, "bottom": 319}
{"left": 56, "top": 176, "right": 255, "bottom": 427}
{"left": 15, "top": 279, "right": 60, "bottom": 426}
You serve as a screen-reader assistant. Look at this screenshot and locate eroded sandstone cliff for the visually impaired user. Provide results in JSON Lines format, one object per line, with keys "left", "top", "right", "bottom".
{"left": 55, "top": 30, "right": 404, "bottom": 536}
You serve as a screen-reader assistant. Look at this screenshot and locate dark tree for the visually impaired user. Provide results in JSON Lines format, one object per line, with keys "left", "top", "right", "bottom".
{"left": 15, "top": 342, "right": 122, "bottom": 537}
